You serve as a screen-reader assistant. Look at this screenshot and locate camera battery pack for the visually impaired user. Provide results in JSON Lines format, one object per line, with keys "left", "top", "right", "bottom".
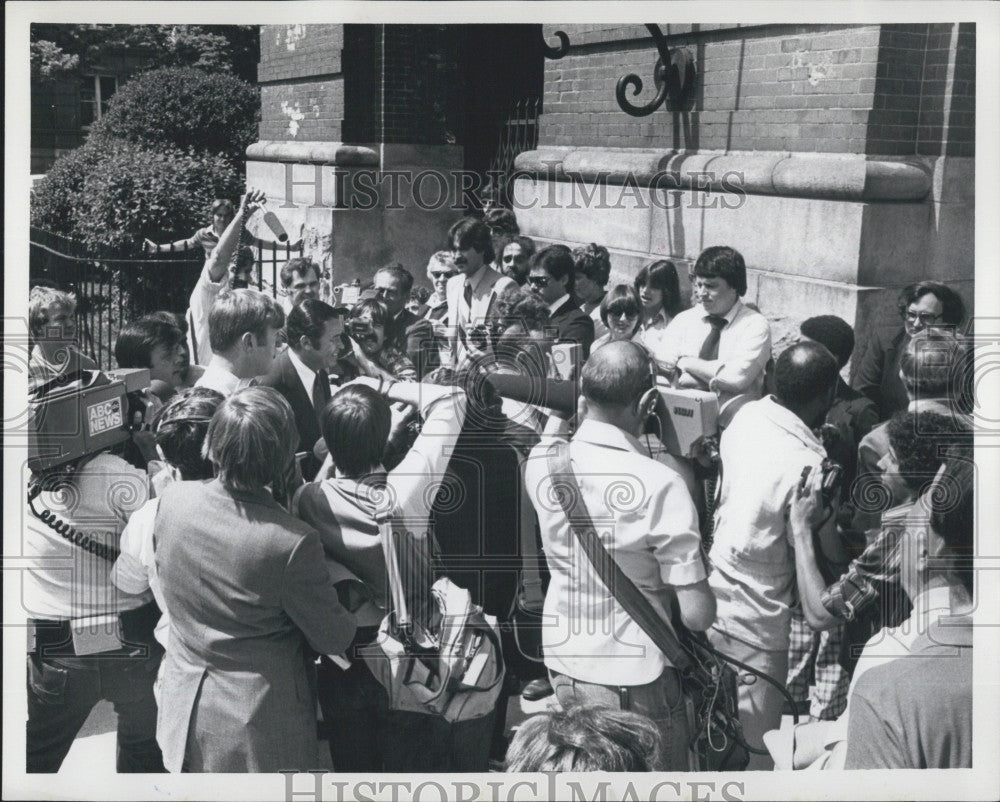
{"left": 70, "top": 614, "right": 122, "bottom": 656}
{"left": 655, "top": 383, "right": 720, "bottom": 458}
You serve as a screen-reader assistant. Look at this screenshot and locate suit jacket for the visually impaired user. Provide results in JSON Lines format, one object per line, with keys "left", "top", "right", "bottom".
{"left": 154, "top": 480, "right": 355, "bottom": 772}
{"left": 384, "top": 308, "right": 439, "bottom": 379}
{"left": 549, "top": 297, "right": 596, "bottom": 360}
{"left": 446, "top": 266, "right": 516, "bottom": 365}
{"left": 852, "top": 326, "right": 908, "bottom": 421}
{"left": 261, "top": 350, "right": 326, "bottom": 481}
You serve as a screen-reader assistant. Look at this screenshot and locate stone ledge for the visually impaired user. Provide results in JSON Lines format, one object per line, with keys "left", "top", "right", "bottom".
{"left": 513, "top": 147, "right": 933, "bottom": 201}
{"left": 246, "top": 141, "right": 379, "bottom": 166}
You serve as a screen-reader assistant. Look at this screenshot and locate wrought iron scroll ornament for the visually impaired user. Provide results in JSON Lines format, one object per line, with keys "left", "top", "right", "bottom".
{"left": 541, "top": 29, "right": 570, "bottom": 60}
{"left": 616, "top": 24, "right": 696, "bottom": 116}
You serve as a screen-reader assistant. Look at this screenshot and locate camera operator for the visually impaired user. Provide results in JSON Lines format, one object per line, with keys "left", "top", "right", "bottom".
{"left": 706, "top": 341, "right": 838, "bottom": 769}
{"left": 25, "top": 370, "right": 165, "bottom": 773}
{"left": 28, "top": 286, "right": 99, "bottom": 395}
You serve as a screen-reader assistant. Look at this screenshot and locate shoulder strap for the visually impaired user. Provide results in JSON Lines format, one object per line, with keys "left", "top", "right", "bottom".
{"left": 544, "top": 441, "right": 694, "bottom": 674}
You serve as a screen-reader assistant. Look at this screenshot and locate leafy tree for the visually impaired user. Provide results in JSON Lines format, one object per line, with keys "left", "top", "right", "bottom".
{"left": 30, "top": 24, "right": 260, "bottom": 83}
{"left": 89, "top": 67, "right": 259, "bottom": 165}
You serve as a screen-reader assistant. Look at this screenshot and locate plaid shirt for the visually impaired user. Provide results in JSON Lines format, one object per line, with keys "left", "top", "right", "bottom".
{"left": 820, "top": 502, "right": 913, "bottom": 622}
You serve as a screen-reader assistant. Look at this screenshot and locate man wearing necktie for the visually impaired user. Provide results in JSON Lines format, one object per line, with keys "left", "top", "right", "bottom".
{"left": 262, "top": 299, "right": 346, "bottom": 481}
{"left": 660, "top": 246, "right": 772, "bottom": 422}
{"left": 444, "top": 217, "right": 516, "bottom": 367}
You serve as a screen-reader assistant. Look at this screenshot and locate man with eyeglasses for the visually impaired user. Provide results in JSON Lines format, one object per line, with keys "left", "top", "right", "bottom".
{"left": 445, "top": 217, "right": 516, "bottom": 367}
{"left": 852, "top": 281, "right": 967, "bottom": 421}
{"left": 372, "top": 263, "right": 439, "bottom": 379}
{"left": 658, "top": 246, "right": 771, "bottom": 420}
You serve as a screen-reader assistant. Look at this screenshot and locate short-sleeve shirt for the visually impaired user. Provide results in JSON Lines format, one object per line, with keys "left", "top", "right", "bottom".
{"left": 708, "top": 396, "right": 826, "bottom": 652}
{"left": 25, "top": 453, "right": 152, "bottom": 619}
{"left": 525, "top": 419, "right": 706, "bottom": 686}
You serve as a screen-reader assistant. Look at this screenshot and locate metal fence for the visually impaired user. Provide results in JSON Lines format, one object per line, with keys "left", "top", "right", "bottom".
{"left": 29, "top": 227, "right": 303, "bottom": 370}
{"left": 486, "top": 97, "right": 541, "bottom": 209}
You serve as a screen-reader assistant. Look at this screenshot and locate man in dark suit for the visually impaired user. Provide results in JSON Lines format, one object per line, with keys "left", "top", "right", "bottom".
{"left": 526, "top": 245, "right": 595, "bottom": 366}
{"left": 261, "top": 299, "right": 346, "bottom": 480}
{"left": 373, "top": 263, "right": 439, "bottom": 379}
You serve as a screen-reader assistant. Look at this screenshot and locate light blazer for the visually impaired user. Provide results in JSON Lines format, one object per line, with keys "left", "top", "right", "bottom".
{"left": 446, "top": 266, "right": 516, "bottom": 365}
{"left": 154, "top": 480, "right": 355, "bottom": 772}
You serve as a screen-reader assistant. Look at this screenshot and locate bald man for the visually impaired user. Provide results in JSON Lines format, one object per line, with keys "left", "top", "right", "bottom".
{"left": 707, "top": 341, "right": 839, "bottom": 768}
{"left": 524, "top": 341, "right": 715, "bottom": 770}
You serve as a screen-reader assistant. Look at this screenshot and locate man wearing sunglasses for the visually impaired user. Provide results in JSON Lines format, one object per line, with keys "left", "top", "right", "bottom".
{"left": 527, "top": 246, "right": 595, "bottom": 364}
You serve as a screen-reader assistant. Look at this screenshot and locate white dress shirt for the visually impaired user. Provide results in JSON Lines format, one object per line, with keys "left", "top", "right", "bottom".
{"left": 287, "top": 347, "right": 320, "bottom": 407}
{"left": 635, "top": 310, "right": 672, "bottom": 359}
{"left": 661, "top": 299, "right": 772, "bottom": 409}
{"left": 195, "top": 358, "right": 247, "bottom": 396}
{"left": 708, "top": 396, "right": 826, "bottom": 652}
{"left": 525, "top": 419, "right": 706, "bottom": 686}
{"left": 187, "top": 259, "right": 229, "bottom": 367}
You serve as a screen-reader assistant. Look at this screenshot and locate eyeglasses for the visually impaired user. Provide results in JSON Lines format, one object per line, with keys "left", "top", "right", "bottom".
{"left": 903, "top": 310, "right": 943, "bottom": 326}
{"left": 430, "top": 271, "right": 455, "bottom": 279}
{"left": 526, "top": 275, "right": 550, "bottom": 288}
{"left": 502, "top": 253, "right": 526, "bottom": 263}
{"left": 608, "top": 308, "right": 639, "bottom": 319}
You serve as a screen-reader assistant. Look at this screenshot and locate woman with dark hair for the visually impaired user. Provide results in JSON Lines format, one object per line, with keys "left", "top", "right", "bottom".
{"left": 633, "top": 259, "right": 682, "bottom": 360}
{"left": 853, "top": 280, "right": 967, "bottom": 420}
{"left": 592, "top": 284, "right": 643, "bottom": 351}
{"left": 154, "top": 387, "right": 356, "bottom": 772}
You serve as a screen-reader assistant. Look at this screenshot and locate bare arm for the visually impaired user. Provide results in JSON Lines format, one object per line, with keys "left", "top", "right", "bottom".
{"left": 205, "top": 189, "right": 265, "bottom": 283}
{"left": 675, "top": 579, "right": 716, "bottom": 632}
{"left": 789, "top": 468, "right": 841, "bottom": 630}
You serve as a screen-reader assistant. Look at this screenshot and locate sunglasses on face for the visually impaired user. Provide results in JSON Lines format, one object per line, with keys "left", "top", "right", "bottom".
{"left": 526, "top": 275, "right": 550, "bottom": 288}
{"left": 430, "top": 271, "right": 455, "bottom": 279}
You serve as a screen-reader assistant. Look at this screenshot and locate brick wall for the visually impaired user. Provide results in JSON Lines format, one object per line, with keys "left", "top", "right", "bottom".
{"left": 258, "top": 25, "right": 345, "bottom": 141}
{"left": 540, "top": 22, "right": 973, "bottom": 156}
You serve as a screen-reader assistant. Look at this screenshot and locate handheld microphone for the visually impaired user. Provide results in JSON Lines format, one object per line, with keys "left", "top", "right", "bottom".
{"left": 261, "top": 210, "right": 288, "bottom": 242}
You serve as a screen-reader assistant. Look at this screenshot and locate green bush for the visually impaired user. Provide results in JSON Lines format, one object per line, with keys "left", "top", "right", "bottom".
{"left": 29, "top": 142, "right": 104, "bottom": 235}
{"left": 90, "top": 66, "right": 259, "bottom": 165}
{"left": 68, "top": 140, "right": 243, "bottom": 251}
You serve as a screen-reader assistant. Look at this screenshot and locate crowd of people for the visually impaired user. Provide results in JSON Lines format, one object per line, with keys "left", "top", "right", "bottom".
{"left": 24, "top": 189, "right": 975, "bottom": 774}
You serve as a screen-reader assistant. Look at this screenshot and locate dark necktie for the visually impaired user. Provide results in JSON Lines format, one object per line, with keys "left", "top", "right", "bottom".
{"left": 698, "top": 315, "right": 728, "bottom": 361}
{"left": 463, "top": 281, "right": 473, "bottom": 310}
{"left": 312, "top": 369, "right": 331, "bottom": 412}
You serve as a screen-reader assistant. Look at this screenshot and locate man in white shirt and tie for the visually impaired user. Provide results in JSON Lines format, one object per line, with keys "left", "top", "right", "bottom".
{"left": 445, "top": 217, "right": 516, "bottom": 366}
{"left": 659, "top": 246, "right": 771, "bottom": 421}
{"left": 195, "top": 288, "right": 284, "bottom": 396}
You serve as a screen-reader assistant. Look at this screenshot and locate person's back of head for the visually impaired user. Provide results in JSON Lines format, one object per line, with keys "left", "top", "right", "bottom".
{"left": 572, "top": 243, "right": 612, "bottom": 288}
{"left": 886, "top": 410, "right": 972, "bottom": 494}
{"left": 208, "top": 288, "right": 285, "bottom": 355}
{"left": 773, "top": 341, "right": 839, "bottom": 424}
{"left": 900, "top": 329, "right": 965, "bottom": 403}
{"left": 800, "top": 315, "right": 855, "bottom": 370}
{"left": 320, "top": 385, "right": 391, "bottom": 477}
{"left": 927, "top": 446, "right": 974, "bottom": 594}
{"left": 581, "top": 340, "right": 653, "bottom": 409}
{"left": 204, "top": 386, "right": 298, "bottom": 494}
{"left": 155, "top": 387, "right": 225, "bottom": 480}
{"left": 504, "top": 704, "right": 662, "bottom": 772}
